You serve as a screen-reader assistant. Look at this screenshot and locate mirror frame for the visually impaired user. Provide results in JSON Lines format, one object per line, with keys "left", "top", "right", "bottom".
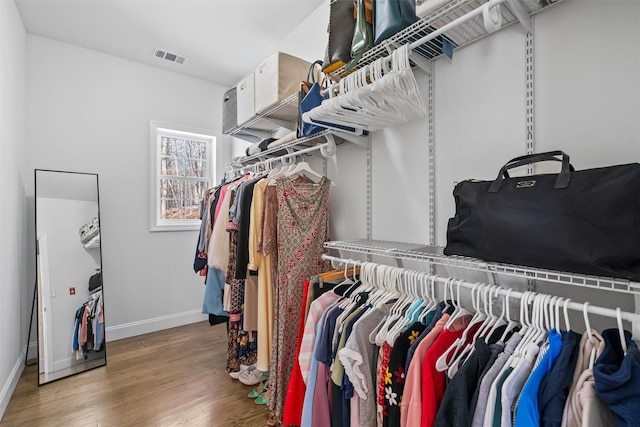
{"left": 34, "top": 168, "right": 107, "bottom": 385}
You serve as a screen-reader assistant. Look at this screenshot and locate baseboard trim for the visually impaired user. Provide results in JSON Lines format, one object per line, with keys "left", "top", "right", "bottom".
{"left": 0, "top": 347, "right": 26, "bottom": 422}
{"left": 105, "top": 309, "right": 207, "bottom": 341}
{"left": 53, "top": 357, "right": 73, "bottom": 372}
{"left": 27, "top": 342, "right": 37, "bottom": 361}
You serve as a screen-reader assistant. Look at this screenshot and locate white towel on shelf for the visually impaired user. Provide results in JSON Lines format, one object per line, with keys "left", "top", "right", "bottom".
{"left": 266, "top": 131, "right": 297, "bottom": 150}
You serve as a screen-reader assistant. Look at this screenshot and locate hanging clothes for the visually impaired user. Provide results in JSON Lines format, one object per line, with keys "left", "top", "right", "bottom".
{"left": 593, "top": 329, "right": 640, "bottom": 427}
{"left": 267, "top": 176, "right": 331, "bottom": 421}
{"left": 561, "top": 329, "right": 613, "bottom": 427}
{"left": 256, "top": 180, "right": 278, "bottom": 372}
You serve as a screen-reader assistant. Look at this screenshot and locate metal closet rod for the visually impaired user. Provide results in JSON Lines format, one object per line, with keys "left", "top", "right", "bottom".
{"left": 228, "top": 136, "right": 336, "bottom": 174}
{"left": 409, "top": 0, "right": 512, "bottom": 49}
{"left": 321, "top": 254, "right": 640, "bottom": 329}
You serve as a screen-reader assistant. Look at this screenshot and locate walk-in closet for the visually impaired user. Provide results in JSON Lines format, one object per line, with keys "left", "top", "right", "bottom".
{"left": 1, "top": 0, "right": 640, "bottom": 426}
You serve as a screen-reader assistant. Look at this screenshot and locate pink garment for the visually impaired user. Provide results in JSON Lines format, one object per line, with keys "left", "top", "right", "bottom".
{"left": 400, "top": 313, "right": 449, "bottom": 427}
{"left": 214, "top": 174, "right": 250, "bottom": 222}
{"left": 299, "top": 291, "right": 341, "bottom": 384}
{"left": 351, "top": 396, "right": 360, "bottom": 427}
{"left": 312, "top": 363, "right": 332, "bottom": 427}
{"left": 80, "top": 307, "right": 89, "bottom": 345}
{"left": 421, "top": 315, "right": 479, "bottom": 427}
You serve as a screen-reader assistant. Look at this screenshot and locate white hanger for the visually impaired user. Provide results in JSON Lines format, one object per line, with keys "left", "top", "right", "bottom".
{"left": 543, "top": 295, "right": 554, "bottom": 332}
{"left": 384, "top": 268, "right": 416, "bottom": 345}
{"left": 512, "top": 292, "right": 537, "bottom": 361}
{"left": 447, "top": 283, "right": 488, "bottom": 376}
{"left": 583, "top": 302, "right": 598, "bottom": 369}
{"left": 552, "top": 297, "right": 561, "bottom": 332}
{"left": 498, "top": 288, "right": 519, "bottom": 343}
{"left": 616, "top": 307, "right": 628, "bottom": 355}
{"left": 435, "top": 280, "right": 476, "bottom": 372}
{"left": 472, "top": 286, "right": 498, "bottom": 343}
{"left": 305, "top": 45, "right": 425, "bottom": 132}
{"left": 387, "top": 271, "right": 419, "bottom": 345}
{"left": 563, "top": 298, "right": 572, "bottom": 331}
{"left": 284, "top": 161, "right": 324, "bottom": 183}
{"left": 417, "top": 275, "right": 437, "bottom": 324}
{"left": 483, "top": 287, "right": 508, "bottom": 340}
{"left": 373, "top": 266, "right": 402, "bottom": 346}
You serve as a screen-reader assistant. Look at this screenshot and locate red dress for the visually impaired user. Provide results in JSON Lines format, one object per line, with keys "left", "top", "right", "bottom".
{"left": 281, "top": 280, "right": 310, "bottom": 425}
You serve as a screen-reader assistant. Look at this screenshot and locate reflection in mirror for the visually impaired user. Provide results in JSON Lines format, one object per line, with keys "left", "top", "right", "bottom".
{"left": 35, "top": 169, "right": 106, "bottom": 385}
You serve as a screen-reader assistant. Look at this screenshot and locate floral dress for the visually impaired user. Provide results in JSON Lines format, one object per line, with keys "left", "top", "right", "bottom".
{"left": 266, "top": 176, "right": 331, "bottom": 422}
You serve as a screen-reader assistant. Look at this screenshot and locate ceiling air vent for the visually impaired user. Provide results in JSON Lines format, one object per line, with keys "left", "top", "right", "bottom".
{"left": 153, "top": 47, "right": 186, "bottom": 65}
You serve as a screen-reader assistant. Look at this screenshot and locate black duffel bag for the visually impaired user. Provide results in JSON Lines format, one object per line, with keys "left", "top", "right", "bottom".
{"left": 444, "top": 150, "right": 640, "bottom": 281}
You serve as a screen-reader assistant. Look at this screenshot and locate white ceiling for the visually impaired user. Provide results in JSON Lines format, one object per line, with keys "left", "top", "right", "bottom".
{"left": 15, "top": 0, "right": 325, "bottom": 88}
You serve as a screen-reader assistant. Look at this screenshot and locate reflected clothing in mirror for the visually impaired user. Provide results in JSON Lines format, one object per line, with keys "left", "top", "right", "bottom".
{"left": 72, "top": 290, "right": 105, "bottom": 359}
{"left": 35, "top": 169, "right": 106, "bottom": 385}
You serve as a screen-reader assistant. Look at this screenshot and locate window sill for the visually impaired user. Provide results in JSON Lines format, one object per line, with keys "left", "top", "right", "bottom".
{"left": 150, "top": 222, "right": 200, "bottom": 232}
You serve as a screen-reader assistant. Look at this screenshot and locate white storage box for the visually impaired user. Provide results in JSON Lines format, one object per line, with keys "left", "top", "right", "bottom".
{"left": 254, "top": 52, "right": 311, "bottom": 120}
{"left": 236, "top": 72, "right": 255, "bottom": 126}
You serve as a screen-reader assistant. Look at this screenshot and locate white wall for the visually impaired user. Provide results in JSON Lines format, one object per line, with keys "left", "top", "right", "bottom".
{"left": 0, "top": 0, "right": 27, "bottom": 420}
{"left": 25, "top": 35, "right": 229, "bottom": 341}
{"left": 37, "top": 198, "right": 101, "bottom": 370}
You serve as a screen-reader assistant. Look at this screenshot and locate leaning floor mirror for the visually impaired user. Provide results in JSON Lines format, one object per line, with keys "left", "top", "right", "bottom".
{"left": 35, "top": 169, "right": 106, "bottom": 385}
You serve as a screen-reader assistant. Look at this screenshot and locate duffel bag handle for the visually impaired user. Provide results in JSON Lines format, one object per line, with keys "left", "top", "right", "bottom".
{"left": 488, "top": 150, "right": 574, "bottom": 193}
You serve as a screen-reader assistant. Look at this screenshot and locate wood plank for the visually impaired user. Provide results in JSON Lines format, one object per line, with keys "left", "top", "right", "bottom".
{"left": 1, "top": 322, "right": 270, "bottom": 426}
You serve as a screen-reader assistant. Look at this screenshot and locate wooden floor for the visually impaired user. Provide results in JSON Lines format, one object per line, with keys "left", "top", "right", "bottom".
{"left": 1, "top": 322, "right": 270, "bottom": 427}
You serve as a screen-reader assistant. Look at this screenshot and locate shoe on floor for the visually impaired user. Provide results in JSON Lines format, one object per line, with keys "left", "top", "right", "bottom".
{"left": 248, "top": 386, "right": 267, "bottom": 399}
{"left": 239, "top": 367, "right": 264, "bottom": 386}
{"left": 255, "top": 391, "right": 268, "bottom": 405}
{"left": 229, "top": 363, "right": 255, "bottom": 380}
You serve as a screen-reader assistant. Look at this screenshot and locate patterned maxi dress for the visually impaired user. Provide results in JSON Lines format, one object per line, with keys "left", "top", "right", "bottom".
{"left": 266, "top": 176, "right": 331, "bottom": 421}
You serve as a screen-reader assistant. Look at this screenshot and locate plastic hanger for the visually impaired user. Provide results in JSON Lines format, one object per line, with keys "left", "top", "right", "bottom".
{"left": 458, "top": 285, "right": 510, "bottom": 370}
{"left": 528, "top": 294, "right": 549, "bottom": 347}
{"left": 563, "top": 298, "right": 572, "bottom": 331}
{"left": 266, "top": 163, "right": 295, "bottom": 185}
{"left": 470, "top": 286, "right": 498, "bottom": 344}
{"left": 385, "top": 269, "right": 418, "bottom": 345}
{"left": 284, "top": 161, "right": 324, "bottom": 183}
{"left": 373, "top": 266, "right": 403, "bottom": 346}
{"left": 543, "top": 295, "right": 555, "bottom": 332}
{"left": 387, "top": 271, "right": 420, "bottom": 345}
{"left": 447, "top": 283, "right": 488, "bottom": 377}
{"left": 583, "top": 302, "right": 597, "bottom": 369}
{"left": 498, "top": 288, "right": 519, "bottom": 343}
{"left": 435, "top": 280, "right": 475, "bottom": 372}
{"left": 444, "top": 279, "right": 471, "bottom": 330}
{"left": 482, "top": 287, "right": 508, "bottom": 340}
{"left": 537, "top": 294, "right": 551, "bottom": 338}
{"left": 512, "top": 291, "right": 536, "bottom": 361}
{"left": 552, "top": 296, "right": 562, "bottom": 332}
{"left": 417, "top": 275, "right": 437, "bottom": 324}
{"left": 616, "top": 307, "right": 628, "bottom": 355}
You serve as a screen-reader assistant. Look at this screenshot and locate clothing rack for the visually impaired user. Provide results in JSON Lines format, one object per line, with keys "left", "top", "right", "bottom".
{"left": 408, "top": 0, "right": 529, "bottom": 51}
{"left": 321, "top": 254, "right": 640, "bottom": 340}
{"left": 226, "top": 132, "right": 338, "bottom": 177}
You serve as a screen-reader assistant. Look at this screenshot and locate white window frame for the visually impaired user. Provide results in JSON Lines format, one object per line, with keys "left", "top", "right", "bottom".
{"left": 150, "top": 121, "right": 216, "bottom": 232}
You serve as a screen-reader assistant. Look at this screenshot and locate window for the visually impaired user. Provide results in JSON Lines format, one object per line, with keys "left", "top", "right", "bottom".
{"left": 150, "top": 122, "right": 215, "bottom": 231}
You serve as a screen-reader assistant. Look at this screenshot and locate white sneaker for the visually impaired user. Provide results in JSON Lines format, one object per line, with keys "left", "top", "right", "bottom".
{"left": 229, "top": 363, "right": 255, "bottom": 380}
{"left": 239, "top": 366, "right": 264, "bottom": 386}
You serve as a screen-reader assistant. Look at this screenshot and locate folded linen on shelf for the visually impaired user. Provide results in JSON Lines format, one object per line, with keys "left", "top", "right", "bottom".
{"left": 266, "top": 131, "right": 297, "bottom": 150}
